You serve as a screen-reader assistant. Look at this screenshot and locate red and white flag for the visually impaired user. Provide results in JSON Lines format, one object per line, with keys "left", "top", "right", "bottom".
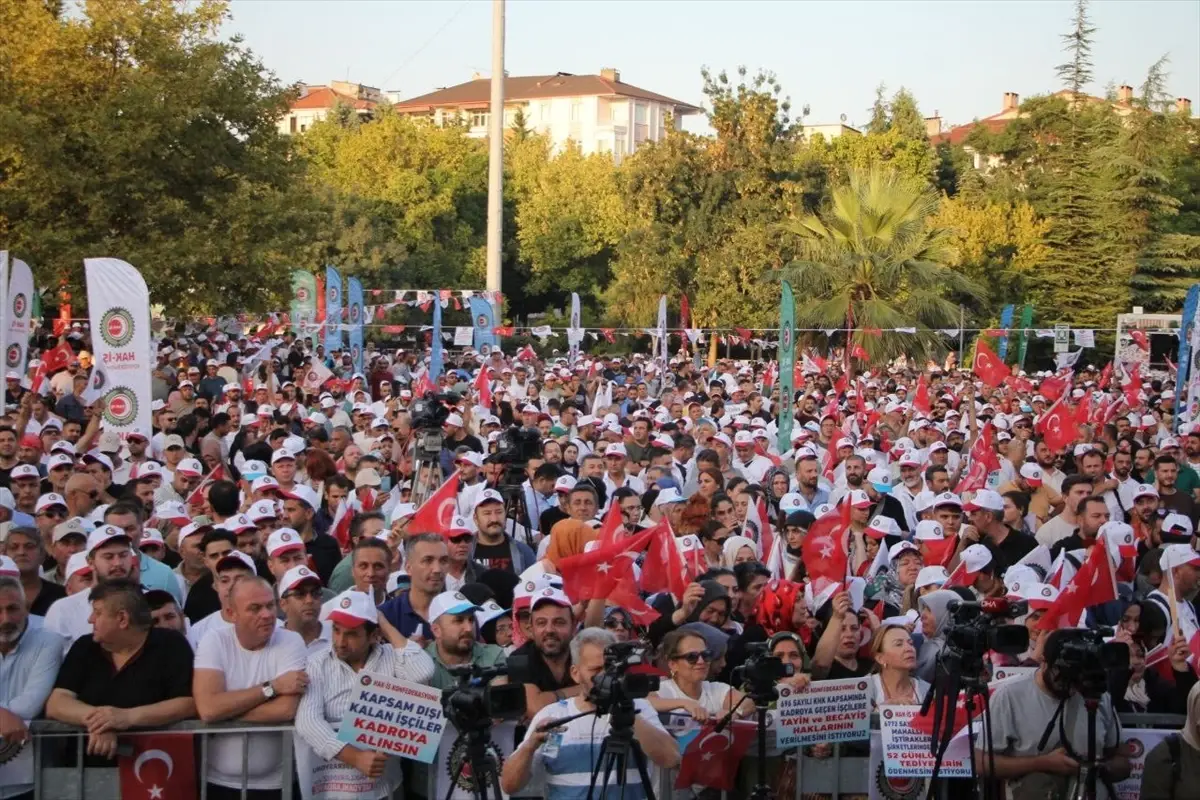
{"left": 405, "top": 474, "right": 461, "bottom": 535}
{"left": 675, "top": 721, "right": 757, "bottom": 791}
{"left": 118, "top": 733, "right": 197, "bottom": 800}
{"left": 1037, "top": 539, "right": 1117, "bottom": 631}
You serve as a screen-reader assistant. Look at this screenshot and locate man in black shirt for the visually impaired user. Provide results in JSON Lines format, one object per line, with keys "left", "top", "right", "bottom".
{"left": 4, "top": 525, "right": 66, "bottom": 618}
{"left": 46, "top": 579, "right": 195, "bottom": 761}
{"left": 1049, "top": 495, "right": 1112, "bottom": 559}
{"left": 281, "top": 485, "right": 341, "bottom": 584}
{"left": 509, "top": 589, "right": 579, "bottom": 721}
{"left": 963, "top": 489, "right": 1038, "bottom": 574}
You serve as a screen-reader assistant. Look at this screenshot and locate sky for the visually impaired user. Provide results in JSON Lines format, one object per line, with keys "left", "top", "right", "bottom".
{"left": 224, "top": 0, "right": 1200, "bottom": 133}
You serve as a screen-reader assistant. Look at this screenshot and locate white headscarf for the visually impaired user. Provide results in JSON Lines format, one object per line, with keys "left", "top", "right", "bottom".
{"left": 721, "top": 535, "right": 758, "bottom": 568}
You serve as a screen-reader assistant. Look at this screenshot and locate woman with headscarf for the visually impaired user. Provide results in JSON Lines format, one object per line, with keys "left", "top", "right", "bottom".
{"left": 543, "top": 519, "right": 595, "bottom": 567}
{"left": 915, "top": 589, "right": 959, "bottom": 684}
{"left": 1141, "top": 681, "right": 1200, "bottom": 799}
{"left": 720, "top": 534, "right": 758, "bottom": 568}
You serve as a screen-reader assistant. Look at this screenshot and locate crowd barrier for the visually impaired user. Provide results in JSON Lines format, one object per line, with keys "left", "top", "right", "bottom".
{"left": 23, "top": 713, "right": 1187, "bottom": 800}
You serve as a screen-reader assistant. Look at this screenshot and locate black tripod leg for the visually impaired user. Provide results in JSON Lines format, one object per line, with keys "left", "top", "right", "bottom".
{"left": 629, "top": 740, "right": 657, "bottom": 800}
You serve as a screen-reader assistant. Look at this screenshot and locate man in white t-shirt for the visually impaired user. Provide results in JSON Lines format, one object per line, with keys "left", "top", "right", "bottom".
{"left": 193, "top": 576, "right": 309, "bottom": 799}
{"left": 43, "top": 525, "right": 138, "bottom": 652}
{"left": 500, "top": 627, "right": 679, "bottom": 799}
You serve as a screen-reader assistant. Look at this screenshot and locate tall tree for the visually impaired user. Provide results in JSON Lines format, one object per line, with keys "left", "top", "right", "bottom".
{"left": 781, "top": 167, "right": 982, "bottom": 363}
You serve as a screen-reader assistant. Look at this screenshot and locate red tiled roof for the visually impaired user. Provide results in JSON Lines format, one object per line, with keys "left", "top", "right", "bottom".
{"left": 291, "top": 87, "right": 377, "bottom": 112}
{"left": 930, "top": 115, "right": 1013, "bottom": 146}
{"left": 392, "top": 73, "right": 701, "bottom": 114}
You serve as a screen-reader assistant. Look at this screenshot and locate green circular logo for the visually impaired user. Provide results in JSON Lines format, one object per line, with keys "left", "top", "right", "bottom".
{"left": 103, "top": 387, "right": 139, "bottom": 427}
{"left": 100, "top": 308, "right": 135, "bottom": 349}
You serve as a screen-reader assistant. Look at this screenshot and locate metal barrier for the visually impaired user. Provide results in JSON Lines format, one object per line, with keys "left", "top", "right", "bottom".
{"left": 28, "top": 720, "right": 296, "bottom": 800}
{"left": 25, "top": 712, "right": 1189, "bottom": 800}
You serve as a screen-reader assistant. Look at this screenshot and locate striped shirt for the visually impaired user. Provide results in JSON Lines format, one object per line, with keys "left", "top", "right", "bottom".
{"left": 294, "top": 640, "right": 436, "bottom": 762}
{"left": 519, "top": 697, "right": 666, "bottom": 800}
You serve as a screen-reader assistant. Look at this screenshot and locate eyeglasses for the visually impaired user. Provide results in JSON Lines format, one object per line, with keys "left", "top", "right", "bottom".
{"left": 603, "top": 617, "right": 630, "bottom": 630}
{"left": 672, "top": 650, "right": 712, "bottom": 665}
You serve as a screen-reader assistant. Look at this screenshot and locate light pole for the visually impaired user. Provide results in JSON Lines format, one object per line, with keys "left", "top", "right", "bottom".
{"left": 485, "top": 0, "right": 505, "bottom": 304}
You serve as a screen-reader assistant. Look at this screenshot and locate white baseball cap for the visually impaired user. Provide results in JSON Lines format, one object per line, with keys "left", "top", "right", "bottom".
{"left": 963, "top": 489, "right": 1004, "bottom": 513}
{"left": 176, "top": 458, "right": 204, "bottom": 478}
{"left": 86, "top": 524, "right": 130, "bottom": 554}
{"left": 932, "top": 491, "right": 963, "bottom": 509}
{"left": 65, "top": 551, "right": 92, "bottom": 582}
{"left": 915, "top": 565, "right": 949, "bottom": 589}
{"left": 529, "top": 586, "right": 573, "bottom": 611}
{"left": 604, "top": 443, "right": 627, "bottom": 459}
{"left": 472, "top": 489, "right": 504, "bottom": 511}
{"left": 35, "top": 493, "right": 68, "bottom": 514}
{"left": 215, "top": 549, "right": 257, "bottom": 573}
{"left": 154, "top": 501, "right": 190, "bottom": 525}
{"left": 653, "top": 487, "right": 685, "bottom": 506}
{"left": 1019, "top": 463, "right": 1044, "bottom": 486}
{"left": 266, "top": 528, "right": 305, "bottom": 558}
{"left": 284, "top": 485, "right": 320, "bottom": 510}
{"left": 271, "top": 449, "right": 296, "bottom": 464}
{"left": 1133, "top": 484, "right": 1159, "bottom": 500}
{"left": 553, "top": 475, "right": 577, "bottom": 494}
{"left": 390, "top": 503, "right": 417, "bottom": 524}
{"left": 179, "top": 520, "right": 214, "bottom": 541}
{"left": 52, "top": 517, "right": 91, "bottom": 543}
{"left": 475, "top": 599, "right": 508, "bottom": 629}
{"left": 867, "top": 467, "right": 891, "bottom": 491}
{"left": 10, "top": 464, "right": 39, "bottom": 482}
{"left": 1163, "top": 513, "right": 1194, "bottom": 538}
{"left": 47, "top": 453, "right": 75, "bottom": 471}
{"left": 1161, "top": 544, "right": 1200, "bottom": 572}
{"left": 278, "top": 564, "right": 322, "bottom": 595}
{"left": 913, "top": 520, "right": 946, "bottom": 541}
{"left": 428, "top": 590, "right": 480, "bottom": 623}
{"left": 888, "top": 540, "right": 922, "bottom": 562}
{"left": 322, "top": 589, "right": 379, "bottom": 628}
{"left": 455, "top": 451, "right": 484, "bottom": 468}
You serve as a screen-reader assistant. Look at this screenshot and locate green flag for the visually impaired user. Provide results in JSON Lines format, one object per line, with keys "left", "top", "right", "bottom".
{"left": 777, "top": 281, "right": 796, "bottom": 451}
{"left": 1016, "top": 304, "right": 1035, "bottom": 370}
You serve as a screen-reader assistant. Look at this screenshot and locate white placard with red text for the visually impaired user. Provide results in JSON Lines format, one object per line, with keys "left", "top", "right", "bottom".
{"left": 775, "top": 677, "right": 871, "bottom": 748}
{"left": 879, "top": 705, "right": 973, "bottom": 779}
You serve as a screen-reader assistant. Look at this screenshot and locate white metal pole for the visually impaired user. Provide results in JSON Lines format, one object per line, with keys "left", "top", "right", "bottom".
{"left": 485, "top": 0, "right": 505, "bottom": 300}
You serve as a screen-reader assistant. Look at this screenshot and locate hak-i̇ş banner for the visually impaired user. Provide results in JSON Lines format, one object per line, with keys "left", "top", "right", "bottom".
{"left": 0, "top": 252, "right": 8, "bottom": 411}
{"left": 1185, "top": 284, "right": 1200, "bottom": 427}
{"left": 290, "top": 270, "right": 318, "bottom": 346}
{"left": 567, "top": 292, "right": 583, "bottom": 365}
{"left": 347, "top": 276, "right": 364, "bottom": 375}
{"left": 430, "top": 294, "right": 444, "bottom": 381}
{"left": 469, "top": 295, "right": 497, "bottom": 355}
{"left": 84, "top": 258, "right": 152, "bottom": 438}
{"left": 777, "top": 280, "right": 796, "bottom": 451}
{"left": 324, "top": 265, "right": 343, "bottom": 355}
{"left": 6, "top": 257, "right": 33, "bottom": 384}
{"left": 656, "top": 294, "right": 667, "bottom": 374}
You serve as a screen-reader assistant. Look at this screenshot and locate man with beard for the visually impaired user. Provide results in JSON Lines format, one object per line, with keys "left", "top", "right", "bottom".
{"left": 1033, "top": 439, "right": 1066, "bottom": 494}
{"left": 1155, "top": 455, "right": 1197, "bottom": 523}
{"left": 469, "top": 490, "right": 536, "bottom": 575}
{"left": 512, "top": 588, "right": 578, "bottom": 718}
{"left": 1128, "top": 484, "right": 1161, "bottom": 547}
{"left": 43, "top": 524, "right": 138, "bottom": 650}
{"left": 830, "top": 453, "right": 868, "bottom": 507}
{"left": 295, "top": 590, "right": 432, "bottom": 789}
{"left": 959, "top": 489, "right": 1037, "bottom": 575}
{"left": 893, "top": 453, "right": 925, "bottom": 507}
{"left": 424, "top": 590, "right": 506, "bottom": 689}
{"left": 790, "top": 450, "right": 828, "bottom": 513}
{"left": 1100, "top": 449, "right": 1141, "bottom": 523}
{"left": 863, "top": 466, "right": 911, "bottom": 534}
{"left": 0, "top": 574, "right": 63, "bottom": 797}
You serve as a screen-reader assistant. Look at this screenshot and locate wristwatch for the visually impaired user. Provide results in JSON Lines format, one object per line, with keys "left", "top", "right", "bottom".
{"left": 261, "top": 681, "right": 276, "bottom": 700}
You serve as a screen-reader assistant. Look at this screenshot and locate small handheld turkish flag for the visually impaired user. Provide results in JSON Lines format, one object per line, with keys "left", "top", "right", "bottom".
{"left": 973, "top": 339, "right": 1009, "bottom": 388}
{"left": 405, "top": 474, "right": 461, "bottom": 535}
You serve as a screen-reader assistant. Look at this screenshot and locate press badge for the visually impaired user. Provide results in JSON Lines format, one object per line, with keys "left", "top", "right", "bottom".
{"left": 542, "top": 730, "right": 562, "bottom": 760}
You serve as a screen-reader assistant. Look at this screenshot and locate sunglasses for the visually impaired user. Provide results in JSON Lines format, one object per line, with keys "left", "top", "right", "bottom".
{"left": 448, "top": 534, "right": 473, "bottom": 544}
{"left": 672, "top": 649, "right": 712, "bottom": 665}
{"left": 603, "top": 617, "right": 631, "bottom": 630}
{"left": 39, "top": 508, "right": 67, "bottom": 519}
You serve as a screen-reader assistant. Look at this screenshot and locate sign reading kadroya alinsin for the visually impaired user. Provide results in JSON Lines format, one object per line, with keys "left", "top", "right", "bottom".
{"left": 85, "top": 258, "right": 152, "bottom": 439}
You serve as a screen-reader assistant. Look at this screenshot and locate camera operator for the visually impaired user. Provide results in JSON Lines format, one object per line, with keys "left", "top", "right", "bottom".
{"left": 438, "top": 411, "right": 483, "bottom": 477}
{"left": 500, "top": 628, "right": 680, "bottom": 799}
{"left": 424, "top": 590, "right": 506, "bottom": 690}
{"left": 979, "top": 629, "right": 1130, "bottom": 800}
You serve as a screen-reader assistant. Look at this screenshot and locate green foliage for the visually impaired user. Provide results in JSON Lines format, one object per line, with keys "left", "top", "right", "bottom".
{"left": 0, "top": 0, "right": 308, "bottom": 315}
{"left": 781, "top": 167, "right": 983, "bottom": 362}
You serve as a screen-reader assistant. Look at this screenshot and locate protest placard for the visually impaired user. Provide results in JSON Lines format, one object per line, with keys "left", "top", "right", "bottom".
{"left": 879, "top": 705, "right": 973, "bottom": 779}
{"left": 988, "top": 665, "right": 1036, "bottom": 688}
{"left": 453, "top": 326, "right": 473, "bottom": 346}
{"left": 1114, "top": 729, "right": 1171, "bottom": 800}
{"left": 337, "top": 671, "right": 446, "bottom": 764}
{"left": 774, "top": 677, "right": 871, "bottom": 748}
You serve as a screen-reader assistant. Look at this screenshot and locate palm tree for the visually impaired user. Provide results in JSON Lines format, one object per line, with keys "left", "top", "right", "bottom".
{"left": 781, "top": 166, "right": 982, "bottom": 364}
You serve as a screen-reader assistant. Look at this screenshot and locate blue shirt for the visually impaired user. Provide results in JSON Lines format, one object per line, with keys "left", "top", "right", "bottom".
{"left": 377, "top": 591, "right": 431, "bottom": 640}
{"left": 0, "top": 624, "right": 64, "bottom": 799}
{"left": 139, "top": 552, "right": 184, "bottom": 605}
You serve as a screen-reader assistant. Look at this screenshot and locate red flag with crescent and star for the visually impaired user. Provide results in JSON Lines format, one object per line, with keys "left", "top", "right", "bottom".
{"left": 405, "top": 474, "right": 461, "bottom": 535}
{"left": 675, "top": 721, "right": 757, "bottom": 791}
{"left": 559, "top": 526, "right": 656, "bottom": 603}
{"left": 1036, "top": 396, "right": 1075, "bottom": 453}
{"left": 800, "top": 503, "right": 850, "bottom": 583}
{"left": 973, "top": 339, "right": 1008, "bottom": 388}
{"left": 118, "top": 734, "right": 196, "bottom": 800}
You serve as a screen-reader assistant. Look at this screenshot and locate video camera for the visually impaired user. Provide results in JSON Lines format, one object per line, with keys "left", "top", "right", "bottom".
{"left": 945, "top": 597, "right": 1030, "bottom": 661}
{"left": 1050, "top": 627, "right": 1129, "bottom": 699}
{"left": 493, "top": 426, "right": 542, "bottom": 466}
{"left": 409, "top": 391, "right": 460, "bottom": 459}
{"left": 734, "top": 642, "right": 794, "bottom": 700}
{"left": 587, "top": 641, "right": 659, "bottom": 714}
{"left": 441, "top": 654, "right": 531, "bottom": 733}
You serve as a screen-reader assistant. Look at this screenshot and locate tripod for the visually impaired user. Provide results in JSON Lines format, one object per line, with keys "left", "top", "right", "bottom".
{"left": 1038, "top": 693, "right": 1116, "bottom": 800}
{"left": 585, "top": 700, "right": 656, "bottom": 800}
{"left": 444, "top": 725, "right": 504, "bottom": 800}
{"left": 410, "top": 452, "right": 444, "bottom": 507}
{"left": 921, "top": 647, "right": 997, "bottom": 800}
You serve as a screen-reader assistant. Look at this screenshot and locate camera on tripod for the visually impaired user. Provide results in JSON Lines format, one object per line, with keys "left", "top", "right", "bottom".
{"left": 441, "top": 654, "right": 531, "bottom": 733}
{"left": 945, "top": 597, "right": 1030, "bottom": 660}
{"left": 734, "top": 642, "right": 794, "bottom": 699}
{"left": 588, "top": 641, "right": 659, "bottom": 713}
{"left": 1050, "top": 627, "right": 1129, "bottom": 698}
{"left": 409, "top": 391, "right": 460, "bottom": 459}
{"left": 494, "top": 426, "right": 541, "bottom": 466}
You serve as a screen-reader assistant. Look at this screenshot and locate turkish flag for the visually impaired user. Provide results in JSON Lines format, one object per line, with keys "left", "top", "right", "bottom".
{"left": 1124, "top": 363, "right": 1143, "bottom": 408}
{"left": 1039, "top": 372, "right": 1071, "bottom": 403}
{"left": 1036, "top": 396, "right": 1075, "bottom": 453}
{"left": 559, "top": 526, "right": 655, "bottom": 603}
{"left": 474, "top": 367, "right": 492, "bottom": 408}
{"left": 734, "top": 327, "right": 752, "bottom": 345}
{"left": 329, "top": 499, "right": 354, "bottom": 552}
{"left": 406, "top": 474, "right": 461, "bottom": 535}
{"left": 919, "top": 536, "right": 957, "bottom": 568}
{"left": 679, "top": 295, "right": 691, "bottom": 330}
{"left": 912, "top": 373, "right": 931, "bottom": 414}
{"left": 742, "top": 496, "right": 775, "bottom": 564}
{"left": 973, "top": 339, "right": 1009, "bottom": 388}
{"left": 187, "top": 463, "right": 226, "bottom": 508}
{"left": 675, "top": 721, "right": 757, "bottom": 791}
{"left": 1130, "top": 330, "right": 1150, "bottom": 352}
{"left": 851, "top": 342, "right": 870, "bottom": 362}
{"left": 41, "top": 341, "right": 74, "bottom": 374}
{"left": 953, "top": 459, "right": 990, "bottom": 495}
{"left": 638, "top": 521, "right": 689, "bottom": 600}
{"left": 1098, "top": 362, "right": 1113, "bottom": 389}
{"left": 492, "top": 326, "right": 515, "bottom": 337}
{"left": 800, "top": 504, "right": 850, "bottom": 583}
{"left": 1037, "top": 536, "right": 1117, "bottom": 631}
{"left": 970, "top": 422, "right": 1000, "bottom": 473}
{"left": 1072, "top": 398, "right": 1091, "bottom": 428}
{"left": 118, "top": 734, "right": 197, "bottom": 800}
{"left": 599, "top": 328, "right": 615, "bottom": 343}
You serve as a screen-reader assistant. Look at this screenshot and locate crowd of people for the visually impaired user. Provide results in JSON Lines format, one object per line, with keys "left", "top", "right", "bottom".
{"left": 0, "top": 328, "right": 1198, "bottom": 800}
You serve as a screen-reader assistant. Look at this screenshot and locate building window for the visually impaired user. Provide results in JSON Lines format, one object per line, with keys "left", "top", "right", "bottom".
{"left": 289, "top": 116, "right": 297, "bottom": 133}
{"left": 540, "top": 102, "right": 549, "bottom": 122}
{"left": 470, "top": 110, "right": 489, "bottom": 128}
{"left": 300, "top": 123, "right": 307, "bottom": 133}
{"left": 614, "top": 138, "right": 626, "bottom": 157}
{"left": 570, "top": 100, "right": 582, "bottom": 122}
{"left": 634, "top": 103, "right": 647, "bottom": 124}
